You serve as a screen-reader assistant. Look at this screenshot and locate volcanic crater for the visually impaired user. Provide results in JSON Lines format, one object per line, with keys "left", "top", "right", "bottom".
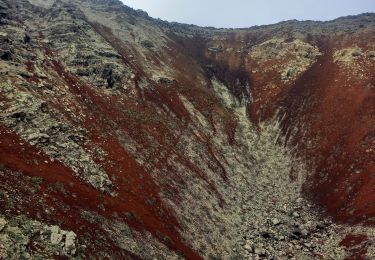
{"left": 0, "top": 0, "right": 374, "bottom": 259}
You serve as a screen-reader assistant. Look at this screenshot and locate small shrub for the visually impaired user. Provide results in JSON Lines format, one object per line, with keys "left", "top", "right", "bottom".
{"left": 124, "top": 211, "right": 136, "bottom": 221}
{"left": 141, "top": 40, "right": 154, "bottom": 49}
{"left": 32, "top": 176, "right": 43, "bottom": 186}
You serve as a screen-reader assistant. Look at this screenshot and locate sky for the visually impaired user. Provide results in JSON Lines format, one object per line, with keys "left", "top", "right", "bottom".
{"left": 120, "top": 0, "right": 375, "bottom": 28}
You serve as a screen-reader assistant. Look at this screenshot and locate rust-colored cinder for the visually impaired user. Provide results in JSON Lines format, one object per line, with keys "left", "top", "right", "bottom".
{"left": 278, "top": 37, "right": 375, "bottom": 224}
{"left": 340, "top": 234, "right": 370, "bottom": 260}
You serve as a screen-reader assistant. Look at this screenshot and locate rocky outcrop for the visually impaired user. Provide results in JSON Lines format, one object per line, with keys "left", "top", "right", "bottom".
{"left": 248, "top": 38, "right": 321, "bottom": 83}
{"left": 0, "top": 215, "right": 78, "bottom": 259}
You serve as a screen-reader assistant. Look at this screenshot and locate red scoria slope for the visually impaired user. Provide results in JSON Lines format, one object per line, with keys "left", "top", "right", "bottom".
{"left": 0, "top": 0, "right": 374, "bottom": 259}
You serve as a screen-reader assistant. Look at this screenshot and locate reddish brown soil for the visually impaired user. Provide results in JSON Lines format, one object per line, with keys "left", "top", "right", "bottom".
{"left": 277, "top": 37, "right": 375, "bottom": 225}
{"left": 340, "top": 234, "right": 371, "bottom": 260}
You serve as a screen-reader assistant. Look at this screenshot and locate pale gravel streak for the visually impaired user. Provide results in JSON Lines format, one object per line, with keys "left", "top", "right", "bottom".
{"left": 210, "top": 78, "right": 349, "bottom": 259}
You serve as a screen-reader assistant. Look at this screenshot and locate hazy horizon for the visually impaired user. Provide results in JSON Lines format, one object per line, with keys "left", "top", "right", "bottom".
{"left": 120, "top": 0, "right": 375, "bottom": 28}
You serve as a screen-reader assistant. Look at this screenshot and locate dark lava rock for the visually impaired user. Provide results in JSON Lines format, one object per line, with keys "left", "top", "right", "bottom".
{"left": 316, "top": 222, "right": 327, "bottom": 230}
{"left": 291, "top": 227, "right": 309, "bottom": 239}
{"left": 107, "top": 75, "right": 115, "bottom": 88}
{"left": 158, "top": 77, "right": 177, "bottom": 85}
{"left": 40, "top": 103, "right": 49, "bottom": 113}
{"left": 291, "top": 228, "right": 302, "bottom": 239}
{"left": 0, "top": 50, "right": 12, "bottom": 60}
{"left": 24, "top": 33, "right": 31, "bottom": 44}
{"left": 11, "top": 111, "right": 28, "bottom": 122}
{"left": 260, "top": 231, "right": 272, "bottom": 239}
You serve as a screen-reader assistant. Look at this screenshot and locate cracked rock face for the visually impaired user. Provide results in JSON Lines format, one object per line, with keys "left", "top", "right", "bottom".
{"left": 0, "top": 215, "right": 78, "bottom": 259}
{"left": 0, "top": 0, "right": 374, "bottom": 259}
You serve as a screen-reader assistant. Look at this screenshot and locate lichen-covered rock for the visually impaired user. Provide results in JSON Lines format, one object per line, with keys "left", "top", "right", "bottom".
{"left": 249, "top": 38, "right": 321, "bottom": 83}
{"left": 50, "top": 225, "right": 64, "bottom": 245}
{"left": 334, "top": 46, "right": 364, "bottom": 63}
{"left": 64, "top": 231, "right": 77, "bottom": 255}
{"left": 0, "top": 215, "right": 79, "bottom": 259}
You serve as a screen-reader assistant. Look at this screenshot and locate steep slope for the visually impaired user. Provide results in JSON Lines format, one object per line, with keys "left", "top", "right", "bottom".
{"left": 0, "top": 0, "right": 374, "bottom": 259}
